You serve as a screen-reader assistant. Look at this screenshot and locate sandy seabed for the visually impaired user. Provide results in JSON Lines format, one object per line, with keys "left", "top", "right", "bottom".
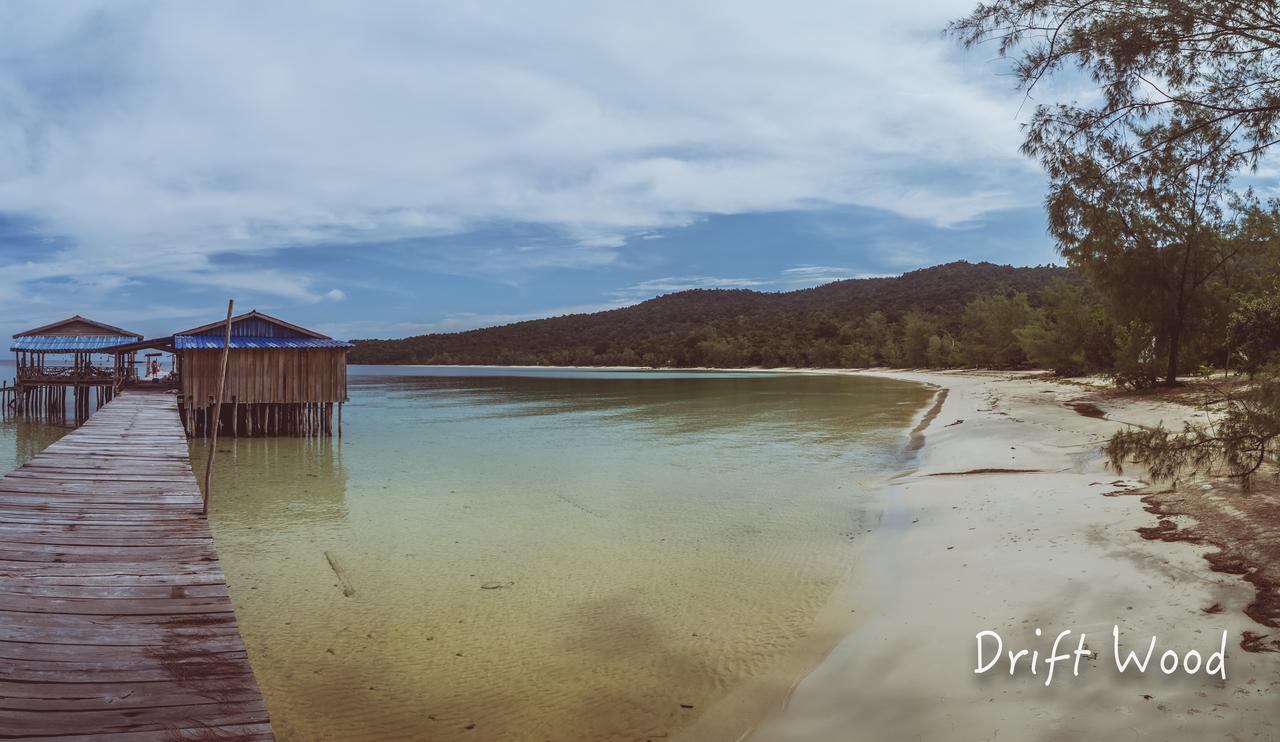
{"left": 708, "top": 369, "right": 1280, "bottom": 742}
{"left": 221, "top": 366, "right": 1280, "bottom": 741}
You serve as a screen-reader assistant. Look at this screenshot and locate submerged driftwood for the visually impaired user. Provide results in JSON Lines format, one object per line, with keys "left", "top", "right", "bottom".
{"left": 324, "top": 550, "right": 357, "bottom": 597}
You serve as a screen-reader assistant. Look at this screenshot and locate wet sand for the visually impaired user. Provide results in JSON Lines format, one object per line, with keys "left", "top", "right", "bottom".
{"left": 744, "top": 370, "right": 1280, "bottom": 742}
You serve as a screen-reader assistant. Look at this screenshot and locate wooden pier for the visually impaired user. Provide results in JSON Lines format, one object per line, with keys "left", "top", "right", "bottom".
{"left": 0, "top": 389, "right": 273, "bottom": 740}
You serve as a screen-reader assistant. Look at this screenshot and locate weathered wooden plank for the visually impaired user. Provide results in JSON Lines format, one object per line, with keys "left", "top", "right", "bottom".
{"left": 0, "top": 593, "right": 234, "bottom": 615}
{"left": 0, "top": 699, "right": 270, "bottom": 735}
{"left": 0, "top": 656, "right": 253, "bottom": 684}
{"left": 0, "top": 639, "right": 247, "bottom": 663}
{"left": 0, "top": 560, "right": 226, "bottom": 577}
{"left": 1, "top": 583, "right": 229, "bottom": 599}
{"left": 0, "top": 677, "right": 265, "bottom": 709}
{"left": 0, "top": 533, "right": 213, "bottom": 549}
{"left": 33, "top": 723, "right": 274, "bottom": 742}
{"left": 0, "top": 390, "right": 273, "bottom": 739}
{"left": 0, "top": 510, "right": 206, "bottom": 524}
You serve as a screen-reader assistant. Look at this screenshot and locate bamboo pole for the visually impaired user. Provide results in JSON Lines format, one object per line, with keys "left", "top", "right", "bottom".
{"left": 202, "top": 300, "right": 234, "bottom": 516}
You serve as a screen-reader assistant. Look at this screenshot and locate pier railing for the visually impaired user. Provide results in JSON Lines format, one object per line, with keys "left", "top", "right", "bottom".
{"left": 17, "top": 364, "right": 117, "bottom": 383}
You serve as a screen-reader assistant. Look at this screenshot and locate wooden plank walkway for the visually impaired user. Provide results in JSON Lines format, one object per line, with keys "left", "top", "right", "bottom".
{"left": 0, "top": 389, "right": 273, "bottom": 740}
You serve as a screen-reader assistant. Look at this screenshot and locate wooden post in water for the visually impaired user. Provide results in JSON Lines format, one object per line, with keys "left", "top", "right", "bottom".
{"left": 202, "top": 300, "right": 234, "bottom": 516}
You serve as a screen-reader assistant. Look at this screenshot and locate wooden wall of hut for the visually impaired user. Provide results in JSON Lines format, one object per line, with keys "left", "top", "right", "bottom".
{"left": 178, "top": 348, "right": 348, "bottom": 438}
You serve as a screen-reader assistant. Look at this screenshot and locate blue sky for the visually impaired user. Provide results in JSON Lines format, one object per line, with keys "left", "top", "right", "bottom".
{"left": 0, "top": 1, "right": 1062, "bottom": 342}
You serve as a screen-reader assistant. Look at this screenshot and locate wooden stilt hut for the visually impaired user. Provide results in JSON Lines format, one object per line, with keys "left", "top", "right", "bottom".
{"left": 9, "top": 316, "right": 142, "bottom": 423}
{"left": 170, "top": 311, "right": 349, "bottom": 438}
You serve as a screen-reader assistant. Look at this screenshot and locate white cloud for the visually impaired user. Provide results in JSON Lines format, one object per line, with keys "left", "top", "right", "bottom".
{"left": 617, "top": 265, "right": 883, "bottom": 301}
{"left": 781, "top": 266, "right": 846, "bottom": 277}
{"left": 623, "top": 276, "right": 770, "bottom": 294}
{"left": 779, "top": 265, "right": 891, "bottom": 286}
{"left": 315, "top": 301, "right": 634, "bottom": 339}
{"left": 0, "top": 0, "right": 1037, "bottom": 309}
{"left": 323, "top": 288, "right": 346, "bottom": 302}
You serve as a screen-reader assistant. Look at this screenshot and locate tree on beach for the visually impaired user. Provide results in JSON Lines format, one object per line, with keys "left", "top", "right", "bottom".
{"left": 1228, "top": 281, "right": 1280, "bottom": 373}
{"left": 952, "top": 1, "right": 1280, "bottom": 482}
{"left": 949, "top": 1, "right": 1280, "bottom": 169}
{"left": 1107, "top": 370, "right": 1280, "bottom": 484}
{"left": 1014, "top": 278, "right": 1115, "bottom": 375}
{"left": 900, "top": 311, "right": 942, "bottom": 367}
{"left": 1045, "top": 115, "right": 1262, "bottom": 386}
{"left": 959, "top": 292, "right": 1036, "bottom": 367}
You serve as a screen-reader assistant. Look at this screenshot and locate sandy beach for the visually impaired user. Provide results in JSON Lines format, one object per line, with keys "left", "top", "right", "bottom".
{"left": 732, "top": 369, "right": 1280, "bottom": 742}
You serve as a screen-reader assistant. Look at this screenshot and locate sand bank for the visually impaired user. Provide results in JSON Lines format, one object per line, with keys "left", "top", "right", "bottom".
{"left": 739, "top": 370, "right": 1279, "bottom": 742}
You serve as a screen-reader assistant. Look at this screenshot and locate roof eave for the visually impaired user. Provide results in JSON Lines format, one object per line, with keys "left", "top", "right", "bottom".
{"left": 14, "top": 315, "right": 143, "bottom": 339}
{"left": 175, "top": 310, "right": 331, "bottom": 339}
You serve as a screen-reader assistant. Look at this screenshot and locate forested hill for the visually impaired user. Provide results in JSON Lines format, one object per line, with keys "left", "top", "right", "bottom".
{"left": 349, "top": 261, "right": 1075, "bottom": 368}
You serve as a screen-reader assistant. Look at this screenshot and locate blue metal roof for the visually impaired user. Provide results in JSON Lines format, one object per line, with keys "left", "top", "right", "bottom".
{"left": 11, "top": 335, "right": 138, "bottom": 352}
{"left": 173, "top": 336, "right": 350, "bottom": 349}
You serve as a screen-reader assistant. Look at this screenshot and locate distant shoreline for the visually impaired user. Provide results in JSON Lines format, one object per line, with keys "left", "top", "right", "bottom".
{"left": 343, "top": 262, "right": 1076, "bottom": 371}
{"left": 349, "top": 361, "right": 1034, "bottom": 377}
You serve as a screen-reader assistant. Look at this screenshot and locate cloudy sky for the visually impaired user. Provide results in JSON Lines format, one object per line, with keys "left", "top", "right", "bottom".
{"left": 0, "top": 1, "right": 1058, "bottom": 341}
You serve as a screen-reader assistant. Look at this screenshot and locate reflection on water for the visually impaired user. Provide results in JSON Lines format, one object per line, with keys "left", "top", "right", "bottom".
{"left": 0, "top": 416, "right": 69, "bottom": 474}
{"left": 0, "top": 360, "right": 69, "bottom": 472}
{"left": 198, "top": 436, "right": 349, "bottom": 526}
{"left": 197, "top": 368, "right": 932, "bottom": 742}
{"left": 369, "top": 369, "right": 926, "bottom": 453}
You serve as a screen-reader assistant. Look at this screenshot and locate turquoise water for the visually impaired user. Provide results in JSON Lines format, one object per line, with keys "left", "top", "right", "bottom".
{"left": 0, "top": 363, "right": 932, "bottom": 741}
{"left": 195, "top": 367, "right": 933, "bottom": 741}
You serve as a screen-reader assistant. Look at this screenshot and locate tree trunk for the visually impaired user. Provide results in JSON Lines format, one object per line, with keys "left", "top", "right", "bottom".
{"left": 1165, "top": 235, "right": 1198, "bottom": 387}
{"left": 1165, "top": 319, "right": 1181, "bottom": 386}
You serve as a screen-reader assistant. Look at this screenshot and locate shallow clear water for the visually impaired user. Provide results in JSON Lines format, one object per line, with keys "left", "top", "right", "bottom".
{"left": 1, "top": 363, "right": 932, "bottom": 741}
{"left": 0, "top": 416, "right": 68, "bottom": 473}
{"left": 194, "top": 367, "right": 933, "bottom": 741}
{"left": 0, "top": 360, "right": 70, "bottom": 472}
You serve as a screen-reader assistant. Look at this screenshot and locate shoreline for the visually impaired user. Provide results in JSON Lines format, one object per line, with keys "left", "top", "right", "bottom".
{"left": 342, "top": 363, "right": 1279, "bottom": 738}
{"left": 742, "top": 370, "right": 1278, "bottom": 741}
{"left": 349, "top": 362, "right": 940, "bottom": 375}
{"left": 669, "top": 379, "right": 950, "bottom": 742}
